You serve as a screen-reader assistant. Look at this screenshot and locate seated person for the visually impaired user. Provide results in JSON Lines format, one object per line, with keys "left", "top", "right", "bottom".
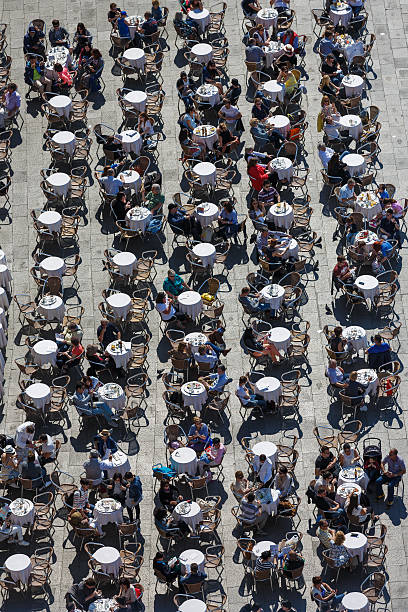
{"left": 344, "top": 492, "right": 377, "bottom": 525}
{"left": 24, "top": 56, "right": 50, "bottom": 94}
{"left": 366, "top": 334, "right": 391, "bottom": 369}
{"left": 332, "top": 255, "right": 355, "bottom": 284}
{"left": 97, "top": 319, "right": 121, "bottom": 349}
{"left": 281, "top": 550, "right": 304, "bottom": 577}
{"left": 272, "top": 466, "right": 292, "bottom": 498}
{"left": 170, "top": 341, "right": 191, "bottom": 362}
{"left": 247, "top": 158, "right": 276, "bottom": 192}
{"left": 68, "top": 507, "right": 103, "bottom": 536}
{"left": 316, "top": 518, "right": 335, "bottom": 549}
{"left": 24, "top": 25, "right": 46, "bottom": 57}
{"left": 163, "top": 269, "right": 190, "bottom": 298}
{"left": 372, "top": 239, "right": 393, "bottom": 263}
{"left": 94, "top": 429, "right": 118, "bottom": 458}
{"left": 314, "top": 470, "right": 336, "bottom": 498}
{"left": 224, "top": 78, "right": 242, "bottom": 105}
{"left": 66, "top": 578, "right": 101, "bottom": 611}
{"left": 73, "top": 383, "right": 117, "bottom": 426}
{"left": 195, "top": 344, "right": 218, "bottom": 369}
{"left": 236, "top": 374, "right": 267, "bottom": 411}
{"left": 238, "top": 287, "right": 270, "bottom": 314}
{"left": 198, "top": 437, "right": 225, "bottom": 473}
{"left": 253, "top": 453, "right": 273, "bottom": 487}
{"left": 173, "top": 11, "right": 200, "bottom": 39}
{"left": 144, "top": 183, "right": 164, "bottom": 214}
{"left": 158, "top": 479, "right": 183, "bottom": 510}
{"left": 99, "top": 167, "right": 124, "bottom": 195}
{"left": 339, "top": 179, "right": 357, "bottom": 205}
{"left": 179, "top": 562, "right": 207, "bottom": 593}
{"left": 199, "top": 364, "right": 230, "bottom": 394}
{"left": 231, "top": 470, "right": 253, "bottom": 501}
{"left": 328, "top": 325, "right": 348, "bottom": 355}
{"left": 103, "top": 136, "right": 125, "bottom": 162}
{"left": 327, "top": 152, "right": 348, "bottom": 182}
{"left": 249, "top": 198, "right": 267, "bottom": 224}
{"left": 315, "top": 487, "right": 346, "bottom": 521}
{"left": 252, "top": 96, "right": 270, "bottom": 122}
{"left": 112, "top": 189, "right": 131, "bottom": 219}
{"left": 258, "top": 180, "right": 280, "bottom": 205}
{"left": 216, "top": 122, "right": 239, "bottom": 155}
{"left": 245, "top": 38, "right": 265, "bottom": 64}
{"left": 86, "top": 344, "right": 116, "bottom": 375}
{"left": 276, "top": 65, "right": 297, "bottom": 95}
{"left": 0, "top": 513, "right": 29, "bottom": 546}
{"left": 176, "top": 70, "right": 196, "bottom": 106}
{"left": 83, "top": 449, "right": 103, "bottom": 484}
{"left": 242, "top": 327, "right": 281, "bottom": 363}
{"left": 344, "top": 371, "right": 366, "bottom": 404}
{"left": 378, "top": 208, "right": 401, "bottom": 247}
{"left": 319, "top": 32, "right": 340, "bottom": 59}
{"left": 239, "top": 492, "right": 268, "bottom": 532}
{"left": 202, "top": 60, "right": 224, "bottom": 95}
{"left": 249, "top": 118, "right": 285, "bottom": 152}
{"left": 56, "top": 337, "right": 84, "bottom": 370}
{"left": 318, "top": 143, "right": 334, "bottom": 169}
{"left": 255, "top": 549, "right": 276, "bottom": 572}
{"left": 339, "top": 443, "right": 360, "bottom": 468}
{"left": 20, "top": 450, "right": 45, "bottom": 481}
{"left": 36, "top": 434, "right": 56, "bottom": 466}
{"left": 168, "top": 203, "right": 202, "bottom": 240}
{"left": 217, "top": 202, "right": 239, "bottom": 241}
{"left": 139, "top": 11, "right": 158, "bottom": 38}
{"left": 155, "top": 292, "right": 188, "bottom": 327}
{"left": 49, "top": 19, "right": 70, "bottom": 48}
{"left": 0, "top": 446, "right": 19, "bottom": 482}
{"left": 154, "top": 506, "right": 190, "bottom": 536}
{"left": 153, "top": 551, "right": 181, "bottom": 583}
{"left": 315, "top": 446, "right": 339, "bottom": 479}
{"left": 330, "top": 531, "right": 351, "bottom": 566}
{"left": 187, "top": 416, "right": 210, "bottom": 453}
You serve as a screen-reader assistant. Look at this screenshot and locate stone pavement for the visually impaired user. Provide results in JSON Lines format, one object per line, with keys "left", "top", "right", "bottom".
{"left": 0, "top": 0, "right": 407, "bottom": 610}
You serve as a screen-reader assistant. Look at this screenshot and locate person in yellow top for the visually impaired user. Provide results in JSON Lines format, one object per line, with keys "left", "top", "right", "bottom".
{"left": 277, "top": 66, "right": 297, "bottom": 95}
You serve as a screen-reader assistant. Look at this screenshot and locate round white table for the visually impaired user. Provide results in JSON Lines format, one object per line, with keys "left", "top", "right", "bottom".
{"left": 5, "top": 554, "right": 32, "bottom": 585}
{"left": 0, "top": 287, "right": 9, "bottom": 309}
{"left": 259, "top": 284, "right": 285, "bottom": 311}
{"left": 342, "top": 153, "right": 366, "bottom": 178}
{"left": 193, "top": 161, "right": 217, "bottom": 186}
{"left": 170, "top": 447, "right": 198, "bottom": 476}
{"left": 178, "top": 291, "right": 203, "bottom": 319}
{"left": 127, "top": 15, "right": 144, "bottom": 39}
{"left": 191, "top": 43, "right": 213, "bottom": 64}
{"left": 330, "top": 3, "right": 352, "bottom": 26}
{"left": 188, "top": 8, "right": 210, "bottom": 32}
{"left": 266, "top": 115, "right": 290, "bottom": 137}
{"left": 52, "top": 130, "right": 76, "bottom": 156}
{"left": 184, "top": 332, "right": 208, "bottom": 357}
{"left": 355, "top": 192, "right": 382, "bottom": 220}
{"left": 193, "top": 126, "right": 218, "bottom": 151}
{"left": 0, "top": 249, "right": 7, "bottom": 265}
{"left": 355, "top": 275, "right": 380, "bottom": 301}
{"left": 106, "top": 292, "right": 131, "bottom": 320}
{"left": 0, "top": 322, "right": 6, "bottom": 348}
{"left": 106, "top": 340, "right": 132, "bottom": 369}
{"left": 338, "top": 467, "right": 369, "bottom": 490}
{"left": 101, "top": 450, "right": 131, "bottom": 478}
{"left": 37, "top": 210, "right": 62, "bottom": 233}
{"left": 354, "top": 229, "right": 378, "bottom": 251}
{"left": 252, "top": 540, "right": 277, "bottom": 559}
{"left": 181, "top": 381, "right": 207, "bottom": 412}
{"left": 342, "top": 74, "right": 364, "bottom": 98}
{"left": 263, "top": 80, "right": 285, "bottom": 102}
{"left": 94, "top": 499, "right": 123, "bottom": 526}
{"left": 46, "top": 172, "right": 71, "bottom": 198}
{"left": 0, "top": 264, "right": 12, "bottom": 291}
{"left": 40, "top": 256, "right": 66, "bottom": 278}
{"left": 31, "top": 339, "right": 58, "bottom": 366}
{"left": 126, "top": 206, "right": 152, "bottom": 232}
{"left": 254, "top": 377, "right": 282, "bottom": 403}
{"left": 337, "top": 37, "right": 364, "bottom": 64}
{"left": 24, "top": 382, "right": 51, "bottom": 411}
{"left": 195, "top": 202, "right": 219, "bottom": 227}
{"left": 340, "top": 592, "right": 369, "bottom": 612}
{"left": 196, "top": 84, "right": 220, "bottom": 107}
{"left": 123, "top": 47, "right": 146, "bottom": 69}
{"left": 112, "top": 251, "right": 138, "bottom": 275}
{"left": 335, "top": 483, "right": 362, "bottom": 507}
{"left": 267, "top": 327, "right": 291, "bottom": 352}
{"left": 192, "top": 242, "right": 216, "bottom": 267}
{"left": 123, "top": 90, "right": 147, "bottom": 112}
{"left": 342, "top": 326, "right": 368, "bottom": 352}
{"left": 264, "top": 41, "right": 285, "bottom": 68}
{"left": 269, "top": 157, "right": 294, "bottom": 182}
{"left": 179, "top": 600, "right": 207, "bottom": 612}
{"left": 9, "top": 498, "right": 35, "bottom": 526}
{"left": 339, "top": 114, "right": 363, "bottom": 140}
{"left": 271, "top": 233, "right": 299, "bottom": 260}
{"left": 344, "top": 532, "right": 368, "bottom": 563}
{"left": 120, "top": 169, "right": 141, "bottom": 192}
{"left": 118, "top": 128, "right": 143, "bottom": 154}
{"left": 89, "top": 599, "right": 117, "bottom": 612}
{"left": 357, "top": 368, "right": 379, "bottom": 397}
{"left": 179, "top": 548, "right": 206, "bottom": 574}
{"left": 37, "top": 295, "right": 65, "bottom": 322}
{"left": 49, "top": 95, "right": 72, "bottom": 119}
{"left": 255, "top": 488, "right": 280, "bottom": 515}
{"left": 255, "top": 8, "right": 278, "bottom": 29}
{"left": 267, "top": 202, "right": 294, "bottom": 228}
{"left": 92, "top": 546, "right": 122, "bottom": 577}
{"left": 252, "top": 441, "right": 277, "bottom": 468}
{"left": 98, "top": 383, "right": 126, "bottom": 410}
{"left": 173, "top": 502, "right": 203, "bottom": 532}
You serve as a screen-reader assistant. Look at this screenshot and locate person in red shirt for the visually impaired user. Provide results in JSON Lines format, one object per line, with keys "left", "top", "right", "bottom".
{"left": 332, "top": 255, "right": 355, "bottom": 282}
{"left": 247, "top": 158, "right": 276, "bottom": 192}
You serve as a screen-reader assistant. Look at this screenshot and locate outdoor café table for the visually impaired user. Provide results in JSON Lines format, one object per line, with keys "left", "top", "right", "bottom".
{"left": 267, "top": 202, "right": 294, "bottom": 228}
{"left": 0, "top": 323, "right": 6, "bottom": 348}
{"left": 31, "top": 339, "right": 58, "bottom": 366}
{"left": 45, "top": 46, "right": 71, "bottom": 77}
{"left": 170, "top": 446, "right": 198, "bottom": 476}
{"left": 191, "top": 43, "right": 213, "bottom": 64}
{"left": 100, "top": 450, "right": 131, "bottom": 478}
{"left": 338, "top": 466, "right": 369, "bottom": 490}
{"left": 193, "top": 126, "right": 218, "bottom": 151}
{"left": 188, "top": 8, "right": 210, "bottom": 32}
{"left": 127, "top": 15, "right": 144, "bottom": 39}
{"left": 263, "top": 79, "right": 285, "bottom": 102}
{"left": 195, "top": 202, "right": 219, "bottom": 227}
{"left": 0, "top": 264, "right": 12, "bottom": 291}
{"left": 37, "top": 210, "right": 62, "bottom": 233}
{"left": 9, "top": 498, "right": 35, "bottom": 527}
{"left": 342, "top": 74, "right": 364, "bottom": 98}
{"left": 24, "top": 382, "right": 51, "bottom": 411}
{"left": 340, "top": 592, "right": 369, "bottom": 612}
{"left": 46, "top": 172, "right": 71, "bottom": 198}
{"left": 179, "top": 548, "right": 206, "bottom": 573}
{"left": 98, "top": 382, "right": 126, "bottom": 411}
{"left": 52, "top": 130, "right": 76, "bottom": 156}
{"left": 252, "top": 440, "right": 277, "bottom": 468}
{"left": 118, "top": 128, "right": 143, "bottom": 154}
{"left": 251, "top": 540, "right": 278, "bottom": 559}
{"left": 177, "top": 291, "right": 203, "bottom": 319}
{"left": 49, "top": 95, "right": 72, "bottom": 119}
{"left": 330, "top": 2, "right": 352, "bottom": 26}
{"left": 255, "top": 488, "right": 280, "bottom": 515}
{"left": 339, "top": 114, "right": 363, "bottom": 140}
{"left": 94, "top": 498, "right": 123, "bottom": 526}
{"left": 123, "top": 47, "right": 146, "bottom": 69}
{"left": 336, "top": 35, "right": 364, "bottom": 63}
{"left": 335, "top": 483, "right": 362, "bottom": 507}
{"left": 259, "top": 284, "right": 285, "bottom": 311}
{"left": 5, "top": 554, "right": 32, "bottom": 585}
{"left": 173, "top": 502, "right": 203, "bottom": 532}
{"left": 106, "top": 292, "right": 131, "bottom": 319}
{"left": 184, "top": 332, "right": 208, "bottom": 357}
{"left": 269, "top": 157, "right": 294, "bottom": 182}
{"left": 271, "top": 232, "right": 299, "bottom": 260}
{"left": 354, "top": 229, "right": 378, "bottom": 252}
{"left": 123, "top": 91, "right": 147, "bottom": 112}
{"left": 342, "top": 153, "right": 366, "bottom": 178}
{"left": 120, "top": 169, "right": 141, "bottom": 192}
{"left": 342, "top": 325, "right": 368, "bottom": 352}
{"left": 89, "top": 599, "right": 117, "bottom": 612}
{"left": 106, "top": 340, "right": 131, "bottom": 369}
{"left": 265, "top": 114, "right": 290, "bottom": 137}
{"left": 126, "top": 206, "right": 152, "bottom": 232}
{"left": 92, "top": 546, "right": 122, "bottom": 577}
{"left": 255, "top": 7, "right": 278, "bottom": 29}
{"left": 267, "top": 327, "right": 291, "bottom": 352}
{"left": 192, "top": 242, "right": 216, "bottom": 267}
{"left": 344, "top": 532, "right": 368, "bottom": 563}
{"left": 112, "top": 251, "right": 138, "bottom": 275}
{"left": 357, "top": 368, "right": 378, "bottom": 397}
{"left": 40, "top": 256, "right": 66, "bottom": 278}
{"left": 355, "top": 275, "right": 379, "bottom": 302}
{"left": 264, "top": 41, "right": 285, "bottom": 68}
{"left": 179, "top": 600, "right": 207, "bottom": 612}
{"left": 354, "top": 192, "right": 382, "bottom": 220}
{"left": 194, "top": 161, "right": 216, "bottom": 186}
{"left": 254, "top": 377, "right": 282, "bottom": 403}
{"left": 196, "top": 84, "right": 220, "bottom": 107}
{"left": 37, "top": 295, "right": 65, "bottom": 322}
{"left": 181, "top": 381, "right": 207, "bottom": 412}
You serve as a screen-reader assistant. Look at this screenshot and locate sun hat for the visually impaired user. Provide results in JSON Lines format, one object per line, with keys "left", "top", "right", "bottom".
{"left": 284, "top": 44, "right": 294, "bottom": 54}
{"left": 4, "top": 445, "right": 15, "bottom": 454}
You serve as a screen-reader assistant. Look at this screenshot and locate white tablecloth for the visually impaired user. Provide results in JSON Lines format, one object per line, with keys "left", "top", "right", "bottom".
{"left": 98, "top": 383, "right": 126, "bottom": 410}
{"left": 265, "top": 115, "right": 290, "bottom": 137}
{"left": 5, "top": 554, "right": 32, "bottom": 585}
{"left": 337, "top": 37, "right": 364, "bottom": 63}
{"left": 0, "top": 288, "right": 9, "bottom": 310}
{"left": 191, "top": 43, "right": 213, "bottom": 64}
{"left": 46, "top": 172, "right": 71, "bottom": 198}
{"left": 123, "top": 47, "right": 146, "bottom": 69}
{"left": 170, "top": 447, "right": 198, "bottom": 476}
{"left": 267, "top": 327, "right": 291, "bottom": 352}
{"left": 179, "top": 600, "right": 207, "bottom": 612}
{"left": 118, "top": 128, "right": 143, "bottom": 154}
{"left": 340, "top": 592, "right": 369, "bottom": 612}
{"left": 127, "top": 15, "right": 144, "bottom": 39}
{"left": 193, "top": 162, "right": 216, "bottom": 186}
{"left": 251, "top": 540, "right": 278, "bottom": 559}
{"left": 9, "top": 499, "right": 35, "bottom": 526}
{"left": 196, "top": 85, "right": 220, "bottom": 107}
{"left": 255, "top": 8, "right": 278, "bottom": 29}
{"left": 0, "top": 323, "right": 6, "bottom": 348}
{"left": 92, "top": 546, "right": 122, "bottom": 577}
{"left": 0, "top": 265, "right": 12, "bottom": 291}
{"left": 126, "top": 207, "right": 152, "bottom": 232}
{"left": 184, "top": 332, "right": 208, "bottom": 356}
{"left": 192, "top": 242, "right": 216, "bottom": 267}
{"left": 106, "top": 292, "right": 131, "bottom": 320}
{"left": 338, "top": 467, "right": 369, "bottom": 490}
{"left": 342, "top": 74, "right": 364, "bottom": 98}
{"left": 52, "top": 130, "right": 76, "bottom": 156}
{"left": 123, "top": 91, "right": 147, "bottom": 113}
{"left": 254, "top": 377, "right": 282, "bottom": 403}
{"left": 106, "top": 340, "right": 132, "bottom": 369}
{"left": 271, "top": 233, "right": 298, "bottom": 260}
{"left": 342, "top": 153, "right": 366, "bottom": 178}
{"left": 173, "top": 503, "right": 203, "bottom": 532}
{"left": 256, "top": 488, "right": 280, "bottom": 515}
{"left": 195, "top": 202, "right": 219, "bottom": 227}
{"left": 267, "top": 202, "right": 294, "bottom": 227}
{"left": 339, "top": 114, "right": 363, "bottom": 140}
{"left": 188, "top": 8, "right": 210, "bottom": 32}
{"left": 335, "top": 483, "right": 362, "bottom": 507}
{"left": 38, "top": 295, "right": 65, "bottom": 322}
{"left": 357, "top": 369, "right": 378, "bottom": 397}
{"left": 101, "top": 450, "right": 131, "bottom": 478}
{"left": 193, "top": 127, "right": 218, "bottom": 151}
{"left": 120, "top": 170, "right": 141, "bottom": 192}
{"left": 264, "top": 42, "right": 285, "bottom": 69}
{"left": 355, "top": 193, "right": 382, "bottom": 220}
{"left": 40, "top": 256, "right": 66, "bottom": 278}
{"left": 49, "top": 95, "right": 72, "bottom": 119}
{"left": 89, "top": 600, "right": 117, "bottom": 612}
{"left": 263, "top": 80, "right": 285, "bottom": 102}
{"left": 178, "top": 291, "right": 203, "bottom": 319}
{"left": 355, "top": 275, "right": 379, "bottom": 301}
{"left": 37, "top": 210, "right": 62, "bottom": 233}
{"left": 31, "top": 339, "right": 58, "bottom": 366}
{"left": 112, "top": 251, "right": 138, "bottom": 275}
{"left": 330, "top": 3, "right": 352, "bottom": 26}
{"left": 252, "top": 441, "right": 277, "bottom": 468}
{"left": 342, "top": 326, "right": 367, "bottom": 352}
{"left": 94, "top": 499, "right": 123, "bottom": 527}
{"left": 355, "top": 230, "right": 378, "bottom": 251}
{"left": 269, "top": 157, "right": 294, "bottom": 182}
{"left": 24, "top": 383, "right": 51, "bottom": 410}
{"left": 0, "top": 307, "right": 6, "bottom": 331}
{"left": 45, "top": 47, "right": 71, "bottom": 77}
{"left": 179, "top": 549, "right": 206, "bottom": 574}
{"left": 181, "top": 381, "right": 207, "bottom": 412}
{"left": 260, "top": 284, "right": 285, "bottom": 311}
{"left": 344, "top": 532, "right": 368, "bottom": 563}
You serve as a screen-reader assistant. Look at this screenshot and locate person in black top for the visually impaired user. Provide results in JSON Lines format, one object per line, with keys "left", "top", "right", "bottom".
{"left": 112, "top": 190, "right": 132, "bottom": 219}
{"left": 321, "top": 55, "right": 343, "bottom": 85}
{"left": 153, "top": 551, "right": 181, "bottom": 583}
{"left": 344, "top": 371, "right": 366, "bottom": 405}
{"left": 225, "top": 78, "right": 241, "bottom": 105}
{"left": 379, "top": 209, "right": 401, "bottom": 247}
{"left": 97, "top": 319, "right": 121, "bottom": 348}
{"left": 251, "top": 96, "right": 269, "bottom": 121}
{"left": 328, "top": 325, "right": 348, "bottom": 354}
{"left": 315, "top": 446, "right": 339, "bottom": 478}
{"left": 103, "top": 136, "right": 126, "bottom": 162}
{"left": 278, "top": 600, "right": 297, "bottom": 612}
{"left": 315, "top": 486, "right": 346, "bottom": 520}
{"left": 281, "top": 551, "right": 304, "bottom": 577}
{"left": 216, "top": 122, "right": 239, "bottom": 155}
{"left": 66, "top": 578, "right": 101, "bottom": 611}
{"left": 327, "top": 152, "right": 349, "bottom": 182}
{"left": 158, "top": 479, "right": 183, "bottom": 510}
{"left": 108, "top": 3, "right": 121, "bottom": 25}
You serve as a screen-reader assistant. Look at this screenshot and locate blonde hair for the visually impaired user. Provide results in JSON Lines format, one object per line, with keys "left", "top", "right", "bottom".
{"left": 193, "top": 416, "right": 202, "bottom": 425}
{"left": 349, "top": 371, "right": 358, "bottom": 381}
{"left": 334, "top": 531, "right": 345, "bottom": 545}
{"left": 321, "top": 95, "right": 330, "bottom": 106}
{"left": 249, "top": 118, "right": 259, "bottom": 127}
{"left": 320, "top": 75, "right": 331, "bottom": 86}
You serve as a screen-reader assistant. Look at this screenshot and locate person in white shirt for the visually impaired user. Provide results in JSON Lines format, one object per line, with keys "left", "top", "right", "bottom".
{"left": 117, "top": 578, "right": 138, "bottom": 606}
{"left": 318, "top": 143, "right": 334, "bottom": 169}
{"left": 323, "top": 115, "right": 341, "bottom": 141}
{"left": 36, "top": 434, "right": 56, "bottom": 465}
{"left": 272, "top": 466, "right": 292, "bottom": 498}
{"left": 155, "top": 292, "right": 188, "bottom": 327}
{"left": 339, "top": 443, "right": 360, "bottom": 467}
{"left": 218, "top": 99, "right": 242, "bottom": 129}
{"left": 339, "top": 178, "right": 356, "bottom": 204}
{"left": 0, "top": 514, "right": 29, "bottom": 546}
{"left": 253, "top": 453, "right": 273, "bottom": 486}
{"left": 15, "top": 422, "right": 35, "bottom": 451}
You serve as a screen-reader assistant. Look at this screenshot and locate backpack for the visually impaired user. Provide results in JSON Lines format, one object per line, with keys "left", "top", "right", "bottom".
{"left": 152, "top": 464, "right": 177, "bottom": 479}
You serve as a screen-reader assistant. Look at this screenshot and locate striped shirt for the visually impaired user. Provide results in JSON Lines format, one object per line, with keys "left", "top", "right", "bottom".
{"left": 239, "top": 499, "right": 259, "bottom": 523}
{"left": 255, "top": 558, "right": 274, "bottom": 571}
{"left": 73, "top": 487, "right": 88, "bottom": 509}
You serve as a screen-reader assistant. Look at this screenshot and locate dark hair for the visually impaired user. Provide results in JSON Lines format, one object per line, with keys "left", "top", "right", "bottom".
{"left": 322, "top": 471, "right": 332, "bottom": 479}
{"left": 27, "top": 451, "right": 35, "bottom": 463}
{"left": 26, "top": 425, "right": 35, "bottom": 433}
{"left": 346, "top": 493, "right": 359, "bottom": 517}
{"left": 261, "top": 550, "right": 271, "bottom": 560}
{"left": 320, "top": 445, "right": 330, "bottom": 453}
{"left": 312, "top": 576, "right": 322, "bottom": 586}
{"left": 77, "top": 22, "right": 86, "bottom": 32}
{"left": 334, "top": 326, "right": 343, "bottom": 337}
{"left": 154, "top": 551, "right": 164, "bottom": 560}
{"left": 119, "top": 578, "right": 130, "bottom": 587}
{"left": 259, "top": 454, "right": 266, "bottom": 462}
{"left": 343, "top": 443, "right": 351, "bottom": 450}
{"left": 247, "top": 492, "right": 255, "bottom": 502}
{"left": 38, "top": 434, "right": 48, "bottom": 442}
{"left": 279, "top": 466, "right": 288, "bottom": 474}
{"left": 154, "top": 507, "right": 167, "bottom": 521}
{"left": 156, "top": 292, "right": 166, "bottom": 303}
{"left": 8, "top": 83, "right": 17, "bottom": 92}
{"left": 76, "top": 382, "right": 84, "bottom": 391}
{"left": 54, "top": 63, "right": 63, "bottom": 72}
{"left": 116, "top": 597, "right": 127, "bottom": 606}
{"left": 92, "top": 48, "right": 102, "bottom": 59}
{"left": 317, "top": 487, "right": 326, "bottom": 495}
{"left": 85, "top": 577, "right": 96, "bottom": 587}
{"left": 281, "top": 600, "right": 293, "bottom": 610}
{"left": 80, "top": 478, "right": 89, "bottom": 486}
{"left": 52, "top": 20, "right": 60, "bottom": 27}
{"left": 213, "top": 437, "right": 220, "bottom": 445}
{"left": 190, "top": 563, "right": 198, "bottom": 573}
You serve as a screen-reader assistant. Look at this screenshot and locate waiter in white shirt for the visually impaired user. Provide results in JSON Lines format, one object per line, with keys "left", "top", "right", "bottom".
{"left": 253, "top": 453, "right": 274, "bottom": 487}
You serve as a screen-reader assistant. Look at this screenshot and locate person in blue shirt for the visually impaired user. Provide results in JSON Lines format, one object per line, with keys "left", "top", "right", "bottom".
{"left": 168, "top": 203, "right": 202, "bottom": 240}
{"left": 93, "top": 429, "right": 118, "bottom": 458}
{"left": 49, "top": 19, "right": 70, "bottom": 48}
{"left": 319, "top": 30, "right": 340, "bottom": 59}
{"left": 117, "top": 11, "right": 131, "bottom": 38}
{"left": 218, "top": 202, "right": 239, "bottom": 241}
{"left": 24, "top": 25, "right": 45, "bottom": 57}
{"left": 252, "top": 96, "right": 269, "bottom": 121}
{"left": 179, "top": 563, "right": 207, "bottom": 593}
{"left": 199, "top": 364, "right": 230, "bottom": 393}
{"left": 73, "top": 384, "right": 117, "bottom": 426}
{"left": 139, "top": 12, "right": 158, "bottom": 37}
{"left": 366, "top": 334, "right": 391, "bottom": 369}
{"left": 151, "top": 1, "right": 163, "bottom": 22}
{"left": 372, "top": 239, "right": 393, "bottom": 262}
{"left": 376, "top": 184, "right": 389, "bottom": 200}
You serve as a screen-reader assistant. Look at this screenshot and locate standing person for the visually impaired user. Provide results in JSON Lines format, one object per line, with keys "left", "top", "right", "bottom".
{"left": 376, "top": 448, "right": 406, "bottom": 506}
{"left": 124, "top": 471, "right": 143, "bottom": 523}
{"left": 253, "top": 453, "right": 273, "bottom": 486}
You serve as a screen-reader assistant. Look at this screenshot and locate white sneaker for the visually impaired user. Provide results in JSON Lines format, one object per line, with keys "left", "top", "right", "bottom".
{"left": 19, "top": 540, "right": 29, "bottom": 546}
